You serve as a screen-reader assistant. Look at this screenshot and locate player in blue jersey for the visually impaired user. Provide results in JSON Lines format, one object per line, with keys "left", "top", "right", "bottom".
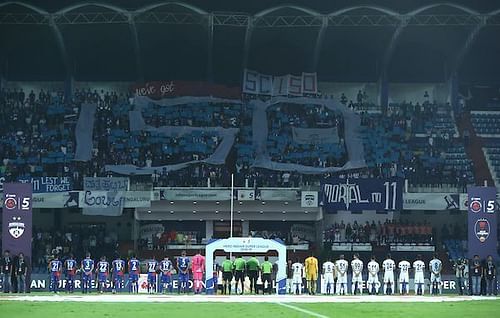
{"left": 147, "top": 257, "right": 158, "bottom": 294}
{"left": 159, "top": 256, "right": 173, "bottom": 294}
{"left": 96, "top": 256, "right": 110, "bottom": 293}
{"left": 64, "top": 254, "right": 77, "bottom": 293}
{"left": 48, "top": 255, "right": 62, "bottom": 293}
{"left": 177, "top": 251, "right": 190, "bottom": 294}
{"left": 81, "top": 252, "right": 94, "bottom": 294}
{"left": 128, "top": 255, "right": 140, "bottom": 293}
{"left": 112, "top": 255, "right": 126, "bottom": 293}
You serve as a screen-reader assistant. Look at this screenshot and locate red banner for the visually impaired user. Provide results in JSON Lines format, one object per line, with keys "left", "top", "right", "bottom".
{"left": 131, "top": 81, "right": 241, "bottom": 99}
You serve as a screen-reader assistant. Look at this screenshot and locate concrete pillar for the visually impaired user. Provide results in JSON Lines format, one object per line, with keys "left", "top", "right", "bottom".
{"left": 205, "top": 220, "right": 214, "bottom": 240}
{"left": 242, "top": 220, "right": 249, "bottom": 237}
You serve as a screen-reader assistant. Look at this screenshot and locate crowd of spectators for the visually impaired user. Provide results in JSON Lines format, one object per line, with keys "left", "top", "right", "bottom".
{"left": 359, "top": 101, "right": 473, "bottom": 190}
{"left": 323, "top": 220, "right": 435, "bottom": 245}
{"left": 138, "top": 230, "right": 202, "bottom": 251}
{"left": 266, "top": 103, "right": 347, "bottom": 167}
{"left": 0, "top": 87, "right": 475, "bottom": 190}
{"left": 30, "top": 225, "right": 120, "bottom": 272}
{"left": 0, "top": 88, "right": 76, "bottom": 181}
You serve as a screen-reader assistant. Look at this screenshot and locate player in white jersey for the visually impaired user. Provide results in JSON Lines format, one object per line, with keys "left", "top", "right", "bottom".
{"left": 335, "top": 255, "right": 349, "bottom": 295}
{"left": 398, "top": 259, "right": 411, "bottom": 295}
{"left": 322, "top": 258, "right": 336, "bottom": 295}
{"left": 382, "top": 254, "right": 396, "bottom": 295}
{"left": 351, "top": 254, "right": 364, "bottom": 295}
{"left": 291, "top": 258, "right": 304, "bottom": 295}
{"left": 413, "top": 255, "right": 426, "bottom": 295}
{"left": 367, "top": 256, "right": 380, "bottom": 295}
{"left": 429, "top": 253, "right": 442, "bottom": 295}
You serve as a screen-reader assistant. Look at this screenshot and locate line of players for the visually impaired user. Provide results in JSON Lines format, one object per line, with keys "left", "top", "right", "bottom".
{"left": 47, "top": 250, "right": 205, "bottom": 294}
{"left": 289, "top": 253, "right": 443, "bottom": 295}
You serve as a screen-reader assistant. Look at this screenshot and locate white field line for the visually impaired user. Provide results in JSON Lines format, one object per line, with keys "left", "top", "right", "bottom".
{"left": 0, "top": 294, "right": 498, "bottom": 303}
{"left": 277, "top": 302, "right": 330, "bottom": 318}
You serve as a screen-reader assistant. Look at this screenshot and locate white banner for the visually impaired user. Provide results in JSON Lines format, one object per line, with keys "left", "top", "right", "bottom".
{"left": 79, "top": 191, "right": 154, "bottom": 211}
{"left": 259, "top": 189, "right": 298, "bottom": 201}
{"left": 403, "top": 193, "right": 467, "bottom": 211}
{"left": 301, "top": 191, "right": 318, "bottom": 207}
{"left": 161, "top": 188, "right": 231, "bottom": 201}
{"left": 237, "top": 189, "right": 255, "bottom": 201}
{"left": 242, "top": 69, "right": 317, "bottom": 96}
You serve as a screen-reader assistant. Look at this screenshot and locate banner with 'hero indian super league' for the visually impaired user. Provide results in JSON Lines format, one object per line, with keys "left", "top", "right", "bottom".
{"left": 467, "top": 186, "right": 497, "bottom": 260}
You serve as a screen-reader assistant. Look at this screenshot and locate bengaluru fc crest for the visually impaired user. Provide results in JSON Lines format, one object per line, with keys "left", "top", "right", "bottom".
{"left": 474, "top": 218, "right": 490, "bottom": 243}
{"left": 8, "top": 216, "right": 25, "bottom": 239}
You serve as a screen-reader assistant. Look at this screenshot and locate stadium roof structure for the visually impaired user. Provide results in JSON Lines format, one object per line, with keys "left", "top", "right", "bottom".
{"left": 0, "top": 1, "right": 499, "bottom": 84}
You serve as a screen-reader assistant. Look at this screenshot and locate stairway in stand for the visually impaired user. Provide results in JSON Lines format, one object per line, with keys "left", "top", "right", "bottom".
{"left": 455, "top": 112, "right": 494, "bottom": 187}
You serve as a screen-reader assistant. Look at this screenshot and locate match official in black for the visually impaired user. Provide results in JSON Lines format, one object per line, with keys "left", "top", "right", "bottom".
{"left": 15, "top": 253, "right": 28, "bottom": 293}
{"left": 1, "top": 250, "right": 13, "bottom": 293}
{"left": 484, "top": 255, "right": 496, "bottom": 296}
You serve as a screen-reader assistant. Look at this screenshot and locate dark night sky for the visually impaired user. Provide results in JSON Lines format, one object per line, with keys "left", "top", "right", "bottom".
{"left": 0, "top": 1, "right": 499, "bottom": 83}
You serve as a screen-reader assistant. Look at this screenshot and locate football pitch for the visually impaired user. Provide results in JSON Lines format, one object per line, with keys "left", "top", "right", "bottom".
{"left": 1, "top": 295, "right": 500, "bottom": 318}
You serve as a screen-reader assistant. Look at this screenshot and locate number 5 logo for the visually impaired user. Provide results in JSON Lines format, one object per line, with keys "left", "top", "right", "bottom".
{"left": 486, "top": 200, "right": 495, "bottom": 213}
{"left": 21, "top": 197, "right": 31, "bottom": 210}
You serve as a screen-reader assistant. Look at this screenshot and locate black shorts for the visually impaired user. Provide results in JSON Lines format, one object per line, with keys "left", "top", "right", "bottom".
{"left": 262, "top": 273, "right": 272, "bottom": 282}
{"left": 248, "top": 270, "right": 258, "bottom": 280}
{"left": 223, "top": 272, "right": 233, "bottom": 281}
{"left": 235, "top": 271, "right": 244, "bottom": 281}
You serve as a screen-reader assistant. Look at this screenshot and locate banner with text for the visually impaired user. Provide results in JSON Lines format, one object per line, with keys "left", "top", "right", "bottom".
{"left": 2, "top": 183, "right": 32, "bottom": 261}
{"left": 17, "top": 176, "right": 73, "bottom": 193}
{"left": 467, "top": 187, "right": 497, "bottom": 260}
{"left": 321, "top": 178, "right": 403, "bottom": 212}
{"left": 242, "top": 69, "right": 317, "bottom": 96}
{"left": 131, "top": 81, "right": 241, "bottom": 99}
{"left": 160, "top": 188, "right": 231, "bottom": 201}
{"left": 82, "top": 177, "right": 129, "bottom": 216}
{"left": 403, "top": 193, "right": 466, "bottom": 211}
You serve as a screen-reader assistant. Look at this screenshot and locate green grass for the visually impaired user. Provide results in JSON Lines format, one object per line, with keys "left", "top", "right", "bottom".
{"left": 0, "top": 300, "right": 499, "bottom": 318}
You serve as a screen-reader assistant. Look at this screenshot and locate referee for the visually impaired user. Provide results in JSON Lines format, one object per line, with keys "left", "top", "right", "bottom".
{"left": 261, "top": 256, "right": 273, "bottom": 295}
{"left": 233, "top": 254, "right": 246, "bottom": 295}
{"left": 221, "top": 255, "right": 233, "bottom": 295}
{"left": 246, "top": 255, "right": 260, "bottom": 294}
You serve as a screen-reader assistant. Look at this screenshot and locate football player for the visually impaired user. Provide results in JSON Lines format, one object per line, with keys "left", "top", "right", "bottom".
{"left": 382, "top": 254, "right": 395, "bottom": 295}
{"left": 147, "top": 257, "right": 158, "bottom": 294}
{"left": 159, "top": 256, "right": 173, "bottom": 294}
{"left": 305, "top": 253, "right": 319, "bottom": 295}
{"left": 413, "top": 255, "right": 426, "bottom": 295}
{"left": 96, "top": 256, "right": 110, "bottom": 293}
{"left": 81, "top": 252, "right": 94, "bottom": 294}
{"left": 177, "top": 251, "right": 190, "bottom": 294}
{"left": 64, "top": 253, "right": 77, "bottom": 293}
{"left": 429, "top": 253, "right": 442, "bottom": 295}
{"left": 111, "top": 255, "right": 126, "bottom": 293}
{"left": 48, "top": 255, "right": 62, "bottom": 294}
{"left": 128, "top": 255, "right": 140, "bottom": 294}
{"left": 367, "top": 256, "right": 380, "bottom": 295}
{"left": 398, "top": 259, "right": 410, "bottom": 295}
{"left": 192, "top": 251, "right": 206, "bottom": 294}
{"left": 322, "top": 258, "right": 335, "bottom": 295}
{"left": 291, "top": 258, "right": 304, "bottom": 295}
{"left": 335, "top": 255, "right": 348, "bottom": 295}
{"left": 351, "top": 254, "right": 364, "bottom": 295}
